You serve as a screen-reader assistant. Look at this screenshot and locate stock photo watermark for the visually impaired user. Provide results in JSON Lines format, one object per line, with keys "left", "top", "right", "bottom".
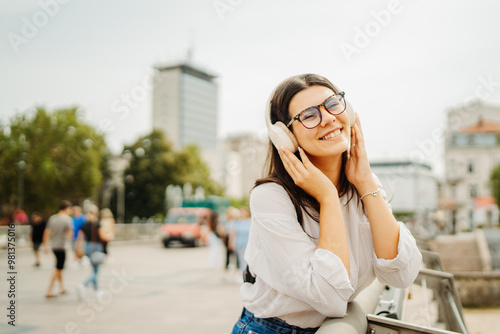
{"left": 7, "top": 0, "right": 73, "bottom": 54}
{"left": 5, "top": 223, "right": 17, "bottom": 327}
{"left": 339, "top": 0, "right": 410, "bottom": 63}
{"left": 212, "top": 0, "right": 245, "bottom": 20}
{"left": 381, "top": 74, "right": 499, "bottom": 197}
{"left": 47, "top": 268, "right": 134, "bottom": 334}
{"left": 99, "top": 68, "right": 163, "bottom": 134}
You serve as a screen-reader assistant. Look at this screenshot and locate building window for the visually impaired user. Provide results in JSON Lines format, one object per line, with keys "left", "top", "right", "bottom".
{"left": 451, "top": 185, "right": 457, "bottom": 198}
{"left": 487, "top": 210, "right": 493, "bottom": 224}
{"left": 449, "top": 159, "right": 456, "bottom": 175}
{"left": 470, "top": 184, "right": 478, "bottom": 198}
{"left": 468, "top": 160, "right": 475, "bottom": 173}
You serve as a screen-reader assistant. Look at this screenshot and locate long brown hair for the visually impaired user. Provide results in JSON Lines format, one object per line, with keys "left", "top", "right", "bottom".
{"left": 255, "top": 74, "right": 356, "bottom": 228}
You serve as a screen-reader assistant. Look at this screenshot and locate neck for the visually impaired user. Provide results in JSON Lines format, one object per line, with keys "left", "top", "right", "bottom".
{"left": 309, "top": 154, "right": 343, "bottom": 190}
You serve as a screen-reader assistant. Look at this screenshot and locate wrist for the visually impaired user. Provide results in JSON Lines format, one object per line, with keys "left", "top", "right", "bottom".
{"left": 317, "top": 192, "right": 339, "bottom": 206}
{"left": 355, "top": 177, "right": 378, "bottom": 196}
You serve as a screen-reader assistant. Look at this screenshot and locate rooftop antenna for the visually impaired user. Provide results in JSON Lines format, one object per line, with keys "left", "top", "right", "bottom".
{"left": 186, "top": 29, "right": 195, "bottom": 62}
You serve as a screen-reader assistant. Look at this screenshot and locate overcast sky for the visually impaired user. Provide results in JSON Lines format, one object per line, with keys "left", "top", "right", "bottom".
{"left": 2, "top": 0, "right": 500, "bottom": 177}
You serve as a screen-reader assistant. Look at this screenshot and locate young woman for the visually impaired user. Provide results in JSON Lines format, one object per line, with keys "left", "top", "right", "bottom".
{"left": 76, "top": 206, "right": 106, "bottom": 300}
{"left": 231, "top": 74, "right": 422, "bottom": 333}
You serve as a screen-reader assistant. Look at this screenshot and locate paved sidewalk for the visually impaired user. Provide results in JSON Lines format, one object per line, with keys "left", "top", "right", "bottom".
{"left": 0, "top": 241, "right": 243, "bottom": 334}
{"left": 1, "top": 241, "right": 498, "bottom": 333}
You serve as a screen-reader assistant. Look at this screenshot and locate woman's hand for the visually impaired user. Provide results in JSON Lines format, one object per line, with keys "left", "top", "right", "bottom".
{"left": 345, "top": 114, "right": 376, "bottom": 193}
{"left": 279, "top": 145, "right": 338, "bottom": 204}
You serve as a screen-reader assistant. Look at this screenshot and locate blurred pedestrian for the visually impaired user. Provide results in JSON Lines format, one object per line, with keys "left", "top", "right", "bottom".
{"left": 43, "top": 200, "right": 73, "bottom": 298}
{"left": 99, "top": 208, "right": 116, "bottom": 255}
{"left": 207, "top": 210, "right": 224, "bottom": 267}
{"left": 29, "top": 212, "right": 46, "bottom": 267}
{"left": 71, "top": 206, "right": 86, "bottom": 263}
{"left": 76, "top": 205, "right": 106, "bottom": 300}
{"left": 0, "top": 216, "right": 11, "bottom": 226}
{"left": 223, "top": 207, "right": 240, "bottom": 271}
{"left": 13, "top": 209, "right": 28, "bottom": 224}
{"left": 229, "top": 207, "right": 251, "bottom": 273}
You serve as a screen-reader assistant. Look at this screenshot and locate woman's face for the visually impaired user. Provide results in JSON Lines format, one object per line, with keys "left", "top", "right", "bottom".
{"left": 288, "top": 85, "right": 350, "bottom": 159}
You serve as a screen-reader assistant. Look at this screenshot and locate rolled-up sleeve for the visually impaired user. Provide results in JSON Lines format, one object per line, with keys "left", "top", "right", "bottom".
{"left": 370, "top": 174, "right": 422, "bottom": 288}
{"left": 247, "top": 183, "right": 354, "bottom": 317}
{"left": 372, "top": 222, "right": 422, "bottom": 288}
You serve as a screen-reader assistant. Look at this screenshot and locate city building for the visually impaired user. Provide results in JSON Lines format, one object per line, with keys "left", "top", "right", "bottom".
{"left": 441, "top": 100, "right": 500, "bottom": 232}
{"left": 370, "top": 161, "right": 439, "bottom": 225}
{"left": 152, "top": 61, "right": 218, "bottom": 150}
{"left": 202, "top": 133, "right": 268, "bottom": 199}
{"left": 151, "top": 60, "right": 268, "bottom": 200}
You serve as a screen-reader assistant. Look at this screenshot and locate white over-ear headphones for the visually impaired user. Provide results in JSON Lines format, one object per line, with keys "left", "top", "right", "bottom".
{"left": 265, "top": 82, "right": 356, "bottom": 154}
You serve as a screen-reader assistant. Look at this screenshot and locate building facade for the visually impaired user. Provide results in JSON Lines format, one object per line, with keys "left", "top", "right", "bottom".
{"left": 152, "top": 62, "right": 218, "bottom": 150}
{"left": 442, "top": 101, "right": 500, "bottom": 232}
{"left": 370, "top": 161, "right": 439, "bottom": 221}
{"left": 201, "top": 134, "right": 268, "bottom": 199}
{"left": 151, "top": 61, "right": 268, "bottom": 200}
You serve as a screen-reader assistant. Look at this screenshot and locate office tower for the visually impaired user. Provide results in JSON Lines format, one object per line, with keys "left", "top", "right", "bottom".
{"left": 152, "top": 62, "right": 218, "bottom": 150}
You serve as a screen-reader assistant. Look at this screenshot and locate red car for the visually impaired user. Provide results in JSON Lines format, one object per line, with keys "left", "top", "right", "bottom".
{"left": 160, "top": 207, "right": 211, "bottom": 247}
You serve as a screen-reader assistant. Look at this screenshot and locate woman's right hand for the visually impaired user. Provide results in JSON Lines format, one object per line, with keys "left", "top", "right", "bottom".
{"left": 279, "top": 146, "right": 338, "bottom": 204}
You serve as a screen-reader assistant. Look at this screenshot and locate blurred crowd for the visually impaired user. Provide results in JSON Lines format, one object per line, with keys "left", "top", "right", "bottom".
{"left": 207, "top": 206, "right": 252, "bottom": 279}
{"left": 21, "top": 201, "right": 116, "bottom": 300}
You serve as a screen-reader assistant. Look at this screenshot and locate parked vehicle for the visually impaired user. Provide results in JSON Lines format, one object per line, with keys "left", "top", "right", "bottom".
{"left": 160, "top": 207, "right": 211, "bottom": 247}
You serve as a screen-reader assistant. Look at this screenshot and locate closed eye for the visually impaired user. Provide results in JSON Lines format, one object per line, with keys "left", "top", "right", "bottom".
{"left": 300, "top": 109, "right": 319, "bottom": 121}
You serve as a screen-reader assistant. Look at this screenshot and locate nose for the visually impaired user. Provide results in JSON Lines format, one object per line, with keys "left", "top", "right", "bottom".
{"left": 319, "top": 106, "right": 336, "bottom": 127}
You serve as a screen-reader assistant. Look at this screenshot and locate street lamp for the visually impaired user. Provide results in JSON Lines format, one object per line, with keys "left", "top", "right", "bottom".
{"left": 17, "top": 134, "right": 26, "bottom": 210}
{"left": 116, "top": 150, "right": 132, "bottom": 224}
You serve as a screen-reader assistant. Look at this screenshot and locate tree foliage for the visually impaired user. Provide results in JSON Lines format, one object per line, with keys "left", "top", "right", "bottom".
{"left": 490, "top": 164, "right": 500, "bottom": 215}
{"left": 0, "top": 107, "right": 108, "bottom": 217}
{"left": 121, "top": 130, "right": 223, "bottom": 220}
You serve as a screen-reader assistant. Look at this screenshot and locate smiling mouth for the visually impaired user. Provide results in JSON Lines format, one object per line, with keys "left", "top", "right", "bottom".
{"left": 320, "top": 128, "right": 342, "bottom": 140}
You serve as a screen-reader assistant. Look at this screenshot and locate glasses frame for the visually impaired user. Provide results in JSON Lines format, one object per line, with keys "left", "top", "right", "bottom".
{"left": 286, "top": 91, "right": 346, "bottom": 129}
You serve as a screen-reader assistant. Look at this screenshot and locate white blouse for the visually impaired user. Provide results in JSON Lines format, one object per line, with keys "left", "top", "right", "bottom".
{"left": 241, "top": 175, "right": 422, "bottom": 328}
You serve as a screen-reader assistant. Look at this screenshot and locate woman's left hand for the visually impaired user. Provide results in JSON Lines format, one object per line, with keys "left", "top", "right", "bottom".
{"left": 345, "top": 114, "right": 375, "bottom": 191}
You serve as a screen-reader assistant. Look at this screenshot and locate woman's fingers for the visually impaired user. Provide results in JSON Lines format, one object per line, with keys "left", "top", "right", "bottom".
{"left": 298, "top": 147, "right": 312, "bottom": 167}
{"left": 281, "top": 146, "right": 308, "bottom": 171}
{"left": 279, "top": 146, "right": 301, "bottom": 179}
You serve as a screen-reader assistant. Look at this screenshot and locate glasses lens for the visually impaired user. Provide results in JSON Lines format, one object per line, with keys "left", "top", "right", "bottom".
{"left": 299, "top": 108, "right": 321, "bottom": 128}
{"left": 325, "top": 95, "right": 346, "bottom": 115}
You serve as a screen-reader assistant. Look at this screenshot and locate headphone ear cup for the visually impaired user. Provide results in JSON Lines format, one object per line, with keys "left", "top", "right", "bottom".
{"left": 268, "top": 121, "right": 298, "bottom": 153}
{"left": 345, "top": 100, "right": 355, "bottom": 127}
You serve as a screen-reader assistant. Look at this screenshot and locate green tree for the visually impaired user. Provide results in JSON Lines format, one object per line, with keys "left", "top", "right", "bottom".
{"left": 490, "top": 164, "right": 500, "bottom": 222}
{"left": 0, "top": 107, "right": 108, "bottom": 217}
{"left": 121, "top": 131, "right": 223, "bottom": 221}
{"left": 122, "top": 131, "right": 178, "bottom": 220}
{"left": 175, "top": 145, "right": 224, "bottom": 196}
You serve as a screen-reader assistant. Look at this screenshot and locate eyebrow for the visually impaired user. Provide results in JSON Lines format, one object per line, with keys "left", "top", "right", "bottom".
{"left": 301, "top": 95, "right": 334, "bottom": 112}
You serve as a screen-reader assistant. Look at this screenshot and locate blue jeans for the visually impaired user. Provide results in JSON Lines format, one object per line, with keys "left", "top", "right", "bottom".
{"left": 84, "top": 242, "right": 102, "bottom": 290}
{"left": 231, "top": 308, "right": 319, "bottom": 334}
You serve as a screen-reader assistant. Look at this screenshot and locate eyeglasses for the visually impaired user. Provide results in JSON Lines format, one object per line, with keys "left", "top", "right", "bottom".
{"left": 286, "top": 92, "right": 346, "bottom": 129}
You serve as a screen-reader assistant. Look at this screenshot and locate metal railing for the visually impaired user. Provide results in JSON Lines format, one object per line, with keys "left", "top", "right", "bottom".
{"left": 318, "top": 250, "right": 469, "bottom": 334}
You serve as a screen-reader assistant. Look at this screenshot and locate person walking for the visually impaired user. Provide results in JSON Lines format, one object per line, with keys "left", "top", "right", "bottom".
{"left": 76, "top": 205, "right": 106, "bottom": 300}
{"left": 223, "top": 207, "right": 240, "bottom": 271}
{"left": 207, "top": 210, "right": 224, "bottom": 267}
{"left": 43, "top": 200, "right": 73, "bottom": 298}
{"left": 71, "top": 206, "right": 86, "bottom": 265}
{"left": 29, "top": 212, "right": 46, "bottom": 267}
{"left": 99, "top": 208, "right": 115, "bottom": 255}
{"left": 229, "top": 207, "right": 251, "bottom": 275}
